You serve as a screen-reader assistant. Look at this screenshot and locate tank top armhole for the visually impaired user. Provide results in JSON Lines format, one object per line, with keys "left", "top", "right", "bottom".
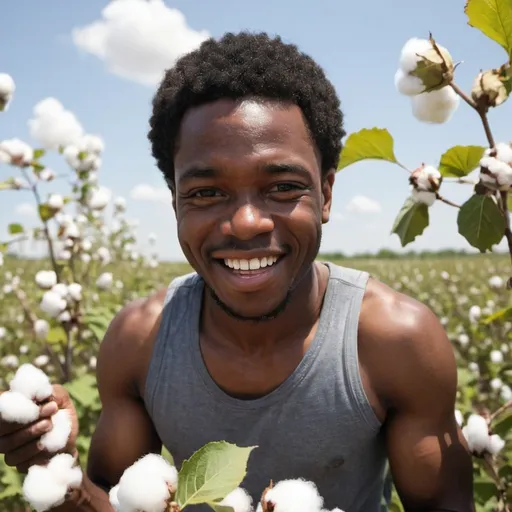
{"left": 143, "top": 272, "right": 198, "bottom": 417}
{"left": 341, "top": 277, "right": 383, "bottom": 433}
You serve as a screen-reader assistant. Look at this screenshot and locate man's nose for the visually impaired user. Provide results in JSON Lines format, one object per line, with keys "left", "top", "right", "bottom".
{"left": 220, "top": 201, "right": 274, "bottom": 240}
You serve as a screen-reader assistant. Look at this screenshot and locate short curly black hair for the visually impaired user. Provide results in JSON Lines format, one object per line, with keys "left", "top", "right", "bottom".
{"left": 148, "top": 31, "right": 344, "bottom": 188}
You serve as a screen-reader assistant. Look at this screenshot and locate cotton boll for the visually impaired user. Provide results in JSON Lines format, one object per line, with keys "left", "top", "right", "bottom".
{"left": 462, "top": 414, "right": 489, "bottom": 454}
{"left": 117, "top": 454, "right": 178, "bottom": 512}
{"left": 394, "top": 69, "right": 425, "bottom": 96}
{"left": 40, "top": 291, "right": 67, "bottom": 318}
{"left": 490, "top": 350, "right": 503, "bottom": 364}
{"left": 67, "top": 283, "right": 82, "bottom": 301}
{"left": 455, "top": 410, "right": 463, "bottom": 427}
{"left": 96, "top": 272, "right": 113, "bottom": 290}
{"left": 22, "top": 465, "right": 69, "bottom": 512}
{"left": 488, "top": 275, "right": 504, "bottom": 289}
{"left": 398, "top": 38, "right": 433, "bottom": 73}
{"left": 10, "top": 363, "right": 53, "bottom": 401}
{"left": 487, "top": 434, "right": 505, "bottom": 456}
{"left": 35, "top": 271, "right": 57, "bottom": 289}
{"left": 47, "top": 453, "right": 83, "bottom": 489}
{"left": 109, "top": 484, "right": 121, "bottom": 511}
{"left": 219, "top": 487, "right": 253, "bottom": 512}
{"left": 411, "top": 189, "right": 436, "bottom": 206}
{"left": 0, "top": 391, "right": 40, "bottom": 423}
{"left": 411, "top": 86, "right": 459, "bottom": 124}
{"left": 261, "top": 479, "right": 324, "bottom": 512}
{"left": 39, "top": 409, "right": 72, "bottom": 452}
{"left": 34, "top": 319, "right": 50, "bottom": 340}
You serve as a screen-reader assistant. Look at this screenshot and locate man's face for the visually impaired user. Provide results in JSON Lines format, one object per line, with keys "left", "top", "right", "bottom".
{"left": 173, "top": 98, "right": 335, "bottom": 321}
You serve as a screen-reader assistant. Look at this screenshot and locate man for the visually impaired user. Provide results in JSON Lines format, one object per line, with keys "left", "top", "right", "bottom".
{"left": 0, "top": 32, "right": 474, "bottom": 511}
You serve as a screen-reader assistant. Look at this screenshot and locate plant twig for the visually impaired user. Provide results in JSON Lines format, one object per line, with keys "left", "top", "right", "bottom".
{"left": 489, "top": 399, "right": 512, "bottom": 423}
{"left": 436, "top": 193, "right": 461, "bottom": 208}
{"left": 449, "top": 82, "right": 495, "bottom": 148}
{"left": 20, "top": 168, "right": 61, "bottom": 281}
{"left": 500, "top": 191, "right": 512, "bottom": 267}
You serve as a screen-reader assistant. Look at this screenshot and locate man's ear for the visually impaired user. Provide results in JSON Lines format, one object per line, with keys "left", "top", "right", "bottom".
{"left": 321, "top": 169, "right": 335, "bottom": 224}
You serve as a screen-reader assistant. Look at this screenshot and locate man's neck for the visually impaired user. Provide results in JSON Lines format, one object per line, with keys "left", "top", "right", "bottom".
{"left": 201, "top": 261, "right": 330, "bottom": 354}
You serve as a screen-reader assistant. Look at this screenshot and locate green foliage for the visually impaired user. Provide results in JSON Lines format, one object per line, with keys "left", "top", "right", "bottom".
{"left": 391, "top": 197, "right": 430, "bottom": 246}
{"left": 177, "top": 442, "right": 256, "bottom": 509}
{"left": 7, "top": 223, "right": 23, "bottom": 235}
{"left": 337, "top": 128, "right": 400, "bottom": 171}
{"left": 465, "top": 0, "right": 512, "bottom": 60}
{"left": 438, "top": 145, "right": 486, "bottom": 178}
{"left": 457, "top": 195, "right": 506, "bottom": 252}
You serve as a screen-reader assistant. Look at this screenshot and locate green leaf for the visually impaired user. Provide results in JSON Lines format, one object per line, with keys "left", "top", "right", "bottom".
{"left": 438, "top": 145, "right": 486, "bottom": 178}
{"left": 33, "top": 149, "right": 46, "bottom": 159}
{"left": 7, "top": 223, "right": 24, "bottom": 235}
{"left": 209, "top": 503, "right": 235, "bottom": 512}
{"left": 465, "top": 0, "right": 512, "bottom": 60}
{"left": 0, "top": 181, "right": 13, "bottom": 191}
{"left": 457, "top": 195, "right": 506, "bottom": 252}
{"left": 492, "top": 410, "right": 512, "bottom": 437}
{"left": 39, "top": 203, "right": 57, "bottom": 222}
{"left": 473, "top": 477, "right": 498, "bottom": 505}
{"left": 46, "top": 326, "right": 66, "bottom": 344}
{"left": 64, "top": 374, "right": 100, "bottom": 410}
{"left": 391, "top": 196, "right": 430, "bottom": 247}
{"left": 177, "top": 441, "right": 257, "bottom": 508}
{"left": 337, "top": 128, "right": 398, "bottom": 171}
{"left": 508, "top": 193, "right": 512, "bottom": 211}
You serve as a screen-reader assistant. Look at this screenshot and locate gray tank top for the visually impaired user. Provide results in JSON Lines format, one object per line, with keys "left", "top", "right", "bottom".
{"left": 144, "top": 262, "right": 388, "bottom": 512}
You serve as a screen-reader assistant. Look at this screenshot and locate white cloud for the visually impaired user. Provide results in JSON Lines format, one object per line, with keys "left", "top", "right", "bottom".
{"left": 15, "top": 202, "right": 36, "bottom": 216}
{"left": 330, "top": 212, "right": 346, "bottom": 222}
{"left": 130, "top": 183, "right": 171, "bottom": 202}
{"left": 72, "top": 0, "right": 210, "bottom": 86}
{"left": 345, "top": 195, "right": 381, "bottom": 214}
{"left": 28, "top": 98, "right": 84, "bottom": 150}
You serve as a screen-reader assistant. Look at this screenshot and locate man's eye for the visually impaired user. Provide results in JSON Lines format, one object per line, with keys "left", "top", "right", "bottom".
{"left": 271, "top": 183, "right": 302, "bottom": 193}
{"left": 193, "top": 189, "right": 221, "bottom": 198}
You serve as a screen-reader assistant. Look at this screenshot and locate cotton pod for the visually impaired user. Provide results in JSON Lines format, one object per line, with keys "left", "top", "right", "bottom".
{"left": 0, "top": 138, "right": 34, "bottom": 166}
{"left": 0, "top": 73, "right": 15, "bottom": 111}
{"left": 96, "top": 272, "right": 113, "bottom": 290}
{"left": 35, "top": 270, "right": 57, "bottom": 290}
{"left": 471, "top": 68, "right": 510, "bottom": 108}
{"left": 86, "top": 186, "right": 111, "bottom": 210}
{"left": 9, "top": 363, "right": 53, "bottom": 402}
{"left": 468, "top": 305, "right": 481, "bottom": 324}
{"left": 461, "top": 414, "right": 506, "bottom": 457}
{"left": 479, "top": 142, "right": 512, "bottom": 190}
{"left": 257, "top": 479, "right": 325, "bottom": 512}
{"left": 115, "top": 454, "right": 178, "bottom": 512}
{"left": 219, "top": 487, "right": 253, "bottom": 512}
{"left": 33, "top": 355, "right": 50, "bottom": 368}
{"left": 96, "top": 246, "right": 112, "bottom": 265}
{"left": 67, "top": 283, "right": 82, "bottom": 302}
{"left": 40, "top": 290, "right": 67, "bottom": 318}
{"left": 411, "top": 86, "right": 459, "bottom": 124}
{"left": 490, "top": 350, "right": 503, "bottom": 364}
{"left": 39, "top": 409, "right": 72, "bottom": 452}
{"left": 396, "top": 37, "right": 454, "bottom": 94}
{"left": 47, "top": 194, "right": 64, "bottom": 211}
{"left": 488, "top": 275, "right": 504, "bottom": 289}
{"left": 1, "top": 354, "right": 19, "bottom": 369}
{"left": 34, "top": 319, "right": 50, "bottom": 340}
{"left": 23, "top": 453, "right": 82, "bottom": 512}
{"left": 38, "top": 168, "right": 55, "bottom": 182}
{"left": 0, "top": 391, "right": 40, "bottom": 424}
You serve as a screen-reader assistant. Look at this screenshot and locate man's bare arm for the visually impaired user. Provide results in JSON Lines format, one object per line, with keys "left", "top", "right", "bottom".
{"left": 52, "top": 292, "right": 165, "bottom": 511}
{"left": 361, "top": 283, "right": 474, "bottom": 511}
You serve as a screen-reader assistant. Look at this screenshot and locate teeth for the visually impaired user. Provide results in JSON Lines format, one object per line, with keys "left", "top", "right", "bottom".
{"left": 224, "top": 256, "right": 279, "bottom": 270}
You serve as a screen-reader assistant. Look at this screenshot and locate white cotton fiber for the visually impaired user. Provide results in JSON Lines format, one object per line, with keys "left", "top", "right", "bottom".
{"left": 10, "top": 363, "right": 53, "bottom": 401}
{"left": 39, "top": 409, "right": 72, "bottom": 452}
{"left": 0, "top": 391, "right": 40, "bottom": 424}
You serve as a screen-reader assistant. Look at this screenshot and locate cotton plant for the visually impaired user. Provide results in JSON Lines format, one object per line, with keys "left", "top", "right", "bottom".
{"left": 337, "top": 0, "right": 512, "bottom": 296}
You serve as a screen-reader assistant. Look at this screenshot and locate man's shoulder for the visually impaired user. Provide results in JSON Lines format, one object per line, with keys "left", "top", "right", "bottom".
{"left": 358, "top": 277, "right": 457, "bottom": 410}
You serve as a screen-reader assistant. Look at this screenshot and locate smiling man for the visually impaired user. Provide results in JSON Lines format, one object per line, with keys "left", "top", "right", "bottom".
{"left": 0, "top": 32, "right": 474, "bottom": 511}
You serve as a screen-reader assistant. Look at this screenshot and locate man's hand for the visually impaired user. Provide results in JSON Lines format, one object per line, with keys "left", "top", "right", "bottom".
{"left": 0, "top": 384, "right": 79, "bottom": 474}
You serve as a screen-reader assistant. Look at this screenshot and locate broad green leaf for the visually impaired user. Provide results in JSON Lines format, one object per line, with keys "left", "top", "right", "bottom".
{"left": 33, "top": 149, "right": 46, "bottom": 159}
{"left": 0, "top": 459, "right": 23, "bottom": 499}
{"left": 47, "top": 326, "right": 66, "bottom": 344}
{"left": 465, "top": 0, "right": 512, "bottom": 60}
{"left": 64, "top": 374, "right": 100, "bottom": 410}
{"left": 391, "top": 196, "right": 430, "bottom": 247}
{"left": 438, "top": 145, "right": 485, "bottom": 177}
{"left": 39, "top": 203, "right": 57, "bottom": 222}
{"left": 177, "top": 441, "right": 257, "bottom": 508}
{"left": 482, "top": 305, "right": 512, "bottom": 324}
{"left": 492, "top": 410, "right": 512, "bottom": 437}
{"left": 7, "top": 223, "right": 24, "bottom": 235}
{"left": 337, "top": 128, "right": 398, "bottom": 171}
{"left": 473, "top": 477, "right": 498, "bottom": 505}
{"left": 457, "top": 195, "right": 505, "bottom": 252}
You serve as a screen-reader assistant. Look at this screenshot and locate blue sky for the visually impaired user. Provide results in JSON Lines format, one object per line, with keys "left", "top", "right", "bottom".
{"left": 1, "top": 0, "right": 510, "bottom": 261}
